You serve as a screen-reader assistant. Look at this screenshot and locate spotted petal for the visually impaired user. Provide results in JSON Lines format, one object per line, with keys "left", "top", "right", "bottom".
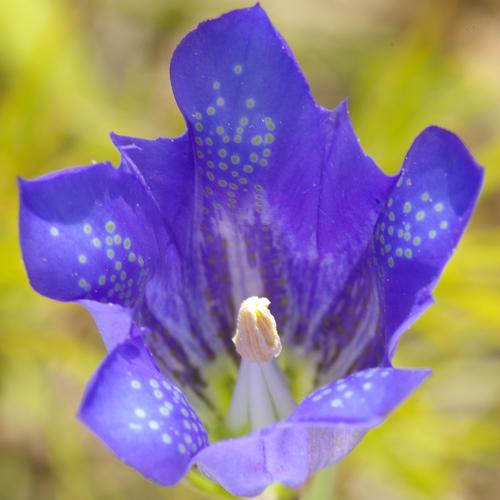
{"left": 373, "top": 127, "right": 484, "bottom": 356}
{"left": 195, "top": 367, "right": 429, "bottom": 497}
{"left": 19, "top": 163, "right": 164, "bottom": 304}
{"left": 79, "top": 337, "right": 209, "bottom": 485}
{"left": 170, "top": 4, "right": 324, "bottom": 242}
{"left": 19, "top": 162, "right": 168, "bottom": 348}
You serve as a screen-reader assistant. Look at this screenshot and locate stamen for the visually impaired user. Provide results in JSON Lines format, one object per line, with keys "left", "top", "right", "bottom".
{"left": 232, "top": 296, "right": 281, "bottom": 363}
{"left": 227, "top": 296, "right": 296, "bottom": 433}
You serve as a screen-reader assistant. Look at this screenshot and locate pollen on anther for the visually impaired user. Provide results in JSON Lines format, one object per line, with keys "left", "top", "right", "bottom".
{"left": 232, "top": 296, "right": 281, "bottom": 364}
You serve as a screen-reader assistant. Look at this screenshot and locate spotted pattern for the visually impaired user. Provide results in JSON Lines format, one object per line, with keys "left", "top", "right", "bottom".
{"left": 374, "top": 174, "right": 452, "bottom": 274}
{"left": 290, "top": 367, "right": 430, "bottom": 424}
{"left": 49, "top": 219, "right": 150, "bottom": 307}
{"left": 167, "top": 6, "right": 328, "bottom": 381}
{"left": 189, "top": 68, "right": 277, "bottom": 214}
{"left": 366, "top": 127, "right": 483, "bottom": 360}
{"left": 19, "top": 164, "right": 160, "bottom": 308}
{"left": 80, "top": 338, "right": 209, "bottom": 485}
{"left": 182, "top": 63, "right": 287, "bottom": 360}
{"left": 125, "top": 375, "right": 208, "bottom": 455}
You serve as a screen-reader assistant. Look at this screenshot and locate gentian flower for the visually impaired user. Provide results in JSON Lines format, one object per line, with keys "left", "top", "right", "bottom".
{"left": 19, "top": 5, "right": 483, "bottom": 497}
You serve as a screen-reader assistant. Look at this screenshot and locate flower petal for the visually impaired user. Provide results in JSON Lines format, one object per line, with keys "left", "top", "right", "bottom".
{"left": 110, "top": 133, "right": 194, "bottom": 251}
{"left": 168, "top": 4, "right": 332, "bottom": 361}
{"left": 79, "top": 337, "right": 209, "bottom": 485}
{"left": 290, "top": 101, "right": 393, "bottom": 367}
{"left": 170, "top": 4, "right": 324, "bottom": 240}
{"left": 318, "top": 99, "right": 394, "bottom": 261}
{"left": 373, "top": 127, "right": 484, "bottom": 356}
{"left": 291, "top": 367, "right": 430, "bottom": 425}
{"left": 194, "top": 367, "right": 429, "bottom": 496}
{"left": 19, "top": 163, "right": 162, "bottom": 307}
{"left": 110, "top": 133, "right": 237, "bottom": 361}
{"left": 80, "top": 300, "right": 132, "bottom": 351}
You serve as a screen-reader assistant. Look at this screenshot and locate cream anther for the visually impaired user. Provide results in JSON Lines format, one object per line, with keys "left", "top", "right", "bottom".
{"left": 232, "top": 296, "right": 281, "bottom": 364}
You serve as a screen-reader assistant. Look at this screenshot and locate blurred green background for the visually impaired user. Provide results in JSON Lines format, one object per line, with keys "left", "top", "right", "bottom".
{"left": 1, "top": 0, "right": 499, "bottom": 499}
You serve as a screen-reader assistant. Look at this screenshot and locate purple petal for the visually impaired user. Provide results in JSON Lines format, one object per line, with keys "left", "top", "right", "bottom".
{"left": 167, "top": 5, "right": 332, "bottom": 358}
{"left": 79, "top": 337, "right": 209, "bottom": 485}
{"left": 291, "top": 367, "right": 430, "bottom": 425}
{"left": 318, "top": 100, "right": 394, "bottom": 262}
{"left": 132, "top": 299, "right": 216, "bottom": 401}
{"left": 19, "top": 163, "right": 163, "bottom": 308}
{"left": 292, "top": 101, "right": 393, "bottom": 363}
{"left": 110, "top": 133, "right": 194, "bottom": 251}
{"left": 196, "top": 427, "right": 364, "bottom": 497}
{"left": 374, "top": 127, "right": 484, "bottom": 355}
{"left": 195, "top": 367, "right": 429, "bottom": 496}
{"left": 170, "top": 4, "right": 324, "bottom": 240}
{"left": 80, "top": 300, "right": 132, "bottom": 351}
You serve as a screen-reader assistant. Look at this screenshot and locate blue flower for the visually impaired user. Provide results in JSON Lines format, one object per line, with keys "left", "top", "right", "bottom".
{"left": 18, "top": 5, "right": 483, "bottom": 497}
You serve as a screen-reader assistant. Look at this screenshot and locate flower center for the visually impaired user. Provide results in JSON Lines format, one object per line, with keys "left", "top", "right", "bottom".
{"left": 226, "top": 296, "right": 296, "bottom": 433}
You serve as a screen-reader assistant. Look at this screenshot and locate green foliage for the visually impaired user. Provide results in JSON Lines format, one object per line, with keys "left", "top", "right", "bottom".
{"left": 1, "top": 0, "right": 499, "bottom": 499}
